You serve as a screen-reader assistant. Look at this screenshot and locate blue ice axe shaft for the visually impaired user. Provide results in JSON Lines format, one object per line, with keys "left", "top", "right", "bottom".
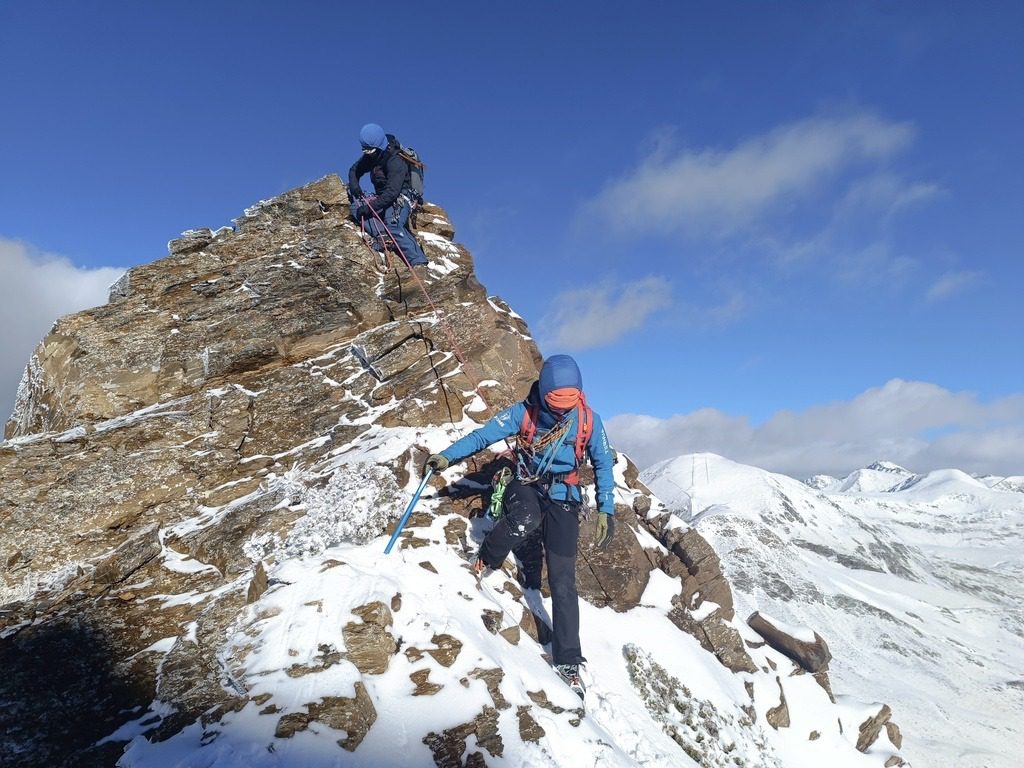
{"left": 384, "top": 468, "right": 434, "bottom": 554}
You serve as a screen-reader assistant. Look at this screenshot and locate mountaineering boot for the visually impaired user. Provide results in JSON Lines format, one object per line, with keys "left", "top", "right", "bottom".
{"left": 554, "top": 663, "right": 586, "bottom": 701}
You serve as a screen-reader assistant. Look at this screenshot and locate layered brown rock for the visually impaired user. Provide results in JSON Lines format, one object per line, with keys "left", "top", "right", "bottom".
{"left": 633, "top": 508, "right": 756, "bottom": 674}
{"left": 423, "top": 706, "right": 502, "bottom": 767}
{"left": 0, "top": 176, "right": 538, "bottom": 766}
{"left": 576, "top": 502, "right": 652, "bottom": 611}
{"left": 410, "top": 668, "right": 443, "bottom": 696}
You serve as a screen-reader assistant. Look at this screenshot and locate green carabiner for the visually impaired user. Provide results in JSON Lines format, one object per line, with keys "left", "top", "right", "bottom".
{"left": 487, "top": 466, "right": 513, "bottom": 519}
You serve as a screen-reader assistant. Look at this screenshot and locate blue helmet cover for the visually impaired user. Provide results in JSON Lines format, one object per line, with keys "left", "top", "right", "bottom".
{"left": 538, "top": 354, "right": 582, "bottom": 398}
{"left": 359, "top": 123, "right": 388, "bottom": 150}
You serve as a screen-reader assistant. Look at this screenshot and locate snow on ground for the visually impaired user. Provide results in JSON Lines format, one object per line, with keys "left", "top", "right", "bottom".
{"left": 643, "top": 452, "right": 1024, "bottom": 768}
{"left": 118, "top": 513, "right": 890, "bottom": 768}
{"left": 105, "top": 420, "right": 907, "bottom": 767}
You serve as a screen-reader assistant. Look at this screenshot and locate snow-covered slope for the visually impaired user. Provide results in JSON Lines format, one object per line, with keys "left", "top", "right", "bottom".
{"left": 643, "top": 453, "right": 1024, "bottom": 768}
{"left": 979, "top": 475, "right": 1024, "bottom": 493}
{"left": 107, "top": 426, "right": 902, "bottom": 768}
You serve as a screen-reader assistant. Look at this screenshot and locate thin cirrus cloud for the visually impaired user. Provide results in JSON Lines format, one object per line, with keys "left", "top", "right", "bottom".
{"left": 584, "top": 112, "right": 916, "bottom": 237}
{"left": 537, "top": 277, "right": 673, "bottom": 352}
{"left": 537, "top": 277, "right": 747, "bottom": 352}
{"left": 925, "top": 270, "right": 983, "bottom": 302}
{"left": 0, "top": 238, "right": 124, "bottom": 423}
{"left": 838, "top": 172, "right": 943, "bottom": 217}
{"left": 606, "top": 378, "right": 1024, "bottom": 478}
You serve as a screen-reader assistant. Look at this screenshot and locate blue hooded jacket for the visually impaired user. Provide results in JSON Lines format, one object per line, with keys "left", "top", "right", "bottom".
{"left": 440, "top": 356, "right": 616, "bottom": 514}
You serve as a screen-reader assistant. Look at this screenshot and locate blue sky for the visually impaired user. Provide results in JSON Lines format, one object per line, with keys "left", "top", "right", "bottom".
{"left": 2, "top": 1, "right": 1022, "bottom": 476}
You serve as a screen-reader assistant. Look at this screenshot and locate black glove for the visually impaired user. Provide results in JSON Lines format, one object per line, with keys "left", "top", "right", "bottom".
{"left": 349, "top": 187, "right": 364, "bottom": 202}
{"left": 595, "top": 513, "right": 615, "bottom": 549}
{"left": 425, "top": 454, "right": 449, "bottom": 475}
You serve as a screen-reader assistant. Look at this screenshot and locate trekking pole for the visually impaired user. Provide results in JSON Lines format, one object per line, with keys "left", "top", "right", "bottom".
{"left": 384, "top": 467, "right": 434, "bottom": 554}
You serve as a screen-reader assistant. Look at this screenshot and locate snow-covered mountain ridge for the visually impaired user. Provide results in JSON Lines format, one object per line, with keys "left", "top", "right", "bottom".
{"left": 643, "top": 453, "right": 1024, "bottom": 768}
{"left": 1, "top": 177, "right": 907, "bottom": 768}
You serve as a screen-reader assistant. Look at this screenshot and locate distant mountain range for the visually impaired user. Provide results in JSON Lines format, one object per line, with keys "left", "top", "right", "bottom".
{"left": 642, "top": 453, "right": 1024, "bottom": 768}
{"left": 806, "top": 459, "right": 1024, "bottom": 496}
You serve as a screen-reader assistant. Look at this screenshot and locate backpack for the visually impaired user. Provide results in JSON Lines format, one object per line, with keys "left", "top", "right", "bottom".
{"left": 396, "top": 145, "right": 425, "bottom": 204}
{"left": 518, "top": 396, "right": 593, "bottom": 486}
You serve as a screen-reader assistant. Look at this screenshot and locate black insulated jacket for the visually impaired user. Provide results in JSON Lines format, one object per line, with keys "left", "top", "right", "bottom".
{"left": 348, "top": 134, "right": 410, "bottom": 212}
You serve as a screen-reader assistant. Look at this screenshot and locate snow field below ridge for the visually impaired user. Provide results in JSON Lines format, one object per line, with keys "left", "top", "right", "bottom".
{"left": 643, "top": 452, "right": 1024, "bottom": 768}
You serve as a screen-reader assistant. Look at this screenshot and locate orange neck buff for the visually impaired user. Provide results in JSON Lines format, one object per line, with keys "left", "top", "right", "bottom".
{"left": 544, "top": 387, "right": 581, "bottom": 412}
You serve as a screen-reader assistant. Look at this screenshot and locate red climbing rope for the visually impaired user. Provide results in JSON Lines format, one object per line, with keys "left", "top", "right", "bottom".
{"left": 359, "top": 203, "right": 495, "bottom": 416}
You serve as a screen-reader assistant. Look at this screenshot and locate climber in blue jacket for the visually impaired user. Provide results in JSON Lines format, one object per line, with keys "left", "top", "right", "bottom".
{"left": 425, "top": 354, "right": 616, "bottom": 693}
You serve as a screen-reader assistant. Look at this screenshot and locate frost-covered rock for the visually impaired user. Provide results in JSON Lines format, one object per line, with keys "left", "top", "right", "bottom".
{"left": 624, "top": 644, "right": 782, "bottom": 767}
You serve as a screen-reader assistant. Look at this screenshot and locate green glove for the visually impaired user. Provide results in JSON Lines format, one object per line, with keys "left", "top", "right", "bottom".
{"left": 595, "top": 513, "right": 615, "bottom": 549}
{"left": 425, "top": 454, "right": 449, "bottom": 475}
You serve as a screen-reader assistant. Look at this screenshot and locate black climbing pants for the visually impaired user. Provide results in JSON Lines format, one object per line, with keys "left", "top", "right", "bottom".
{"left": 478, "top": 479, "right": 583, "bottom": 665}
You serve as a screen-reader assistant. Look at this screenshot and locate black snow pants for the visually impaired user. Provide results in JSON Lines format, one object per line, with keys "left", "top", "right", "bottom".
{"left": 477, "top": 478, "right": 583, "bottom": 665}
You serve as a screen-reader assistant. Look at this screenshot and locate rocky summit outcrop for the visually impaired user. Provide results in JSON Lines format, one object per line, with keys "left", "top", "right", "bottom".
{"left": 0, "top": 176, "right": 903, "bottom": 768}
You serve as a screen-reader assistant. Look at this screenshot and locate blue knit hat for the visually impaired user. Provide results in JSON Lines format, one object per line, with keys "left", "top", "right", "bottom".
{"left": 538, "top": 354, "right": 582, "bottom": 398}
{"left": 359, "top": 123, "right": 388, "bottom": 150}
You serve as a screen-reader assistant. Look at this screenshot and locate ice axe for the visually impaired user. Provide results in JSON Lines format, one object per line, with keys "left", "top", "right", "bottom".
{"left": 384, "top": 468, "right": 434, "bottom": 554}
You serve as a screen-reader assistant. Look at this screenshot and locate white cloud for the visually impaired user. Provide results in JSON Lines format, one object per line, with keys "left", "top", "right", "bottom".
{"left": 607, "top": 379, "right": 1024, "bottom": 478}
{"left": 925, "top": 270, "right": 983, "bottom": 302}
{"left": 838, "top": 172, "right": 942, "bottom": 218}
{"left": 0, "top": 239, "right": 124, "bottom": 423}
{"left": 585, "top": 113, "right": 916, "bottom": 237}
{"left": 537, "top": 277, "right": 672, "bottom": 352}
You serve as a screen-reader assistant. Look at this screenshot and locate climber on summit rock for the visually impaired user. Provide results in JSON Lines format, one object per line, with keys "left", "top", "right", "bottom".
{"left": 347, "top": 122, "right": 428, "bottom": 267}
{"left": 423, "top": 354, "right": 616, "bottom": 697}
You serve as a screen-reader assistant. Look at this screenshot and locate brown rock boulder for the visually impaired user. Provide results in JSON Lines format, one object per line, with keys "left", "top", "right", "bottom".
{"left": 410, "top": 668, "right": 443, "bottom": 696}
{"left": 426, "top": 633, "right": 463, "bottom": 667}
{"left": 423, "top": 706, "right": 502, "bottom": 767}
{"left": 517, "top": 705, "right": 545, "bottom": 742}
{"left": 748, "top": 611, "right": 832, "bottom": 673}
{"left": 343, "top": 601, "right": 397, "bottom": 675}
{"left": 274, "top": 682, "right": 377, "bottom": 751}
{"left": 856, "top": 703, "right": 891, "bottom": 752}
{"left": 414, "top": 202, "right": 456, "bottom": 240}
{"left": 576, "top": 502, "right": 652, "bottom": 611}
{"left": 766, "top": 677, "right": 791, "bottom": 729}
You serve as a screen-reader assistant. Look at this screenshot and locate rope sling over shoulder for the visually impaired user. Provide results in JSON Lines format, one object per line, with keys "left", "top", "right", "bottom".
{"left": 516, "top": 397, "right": 594, "bottom": 486}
